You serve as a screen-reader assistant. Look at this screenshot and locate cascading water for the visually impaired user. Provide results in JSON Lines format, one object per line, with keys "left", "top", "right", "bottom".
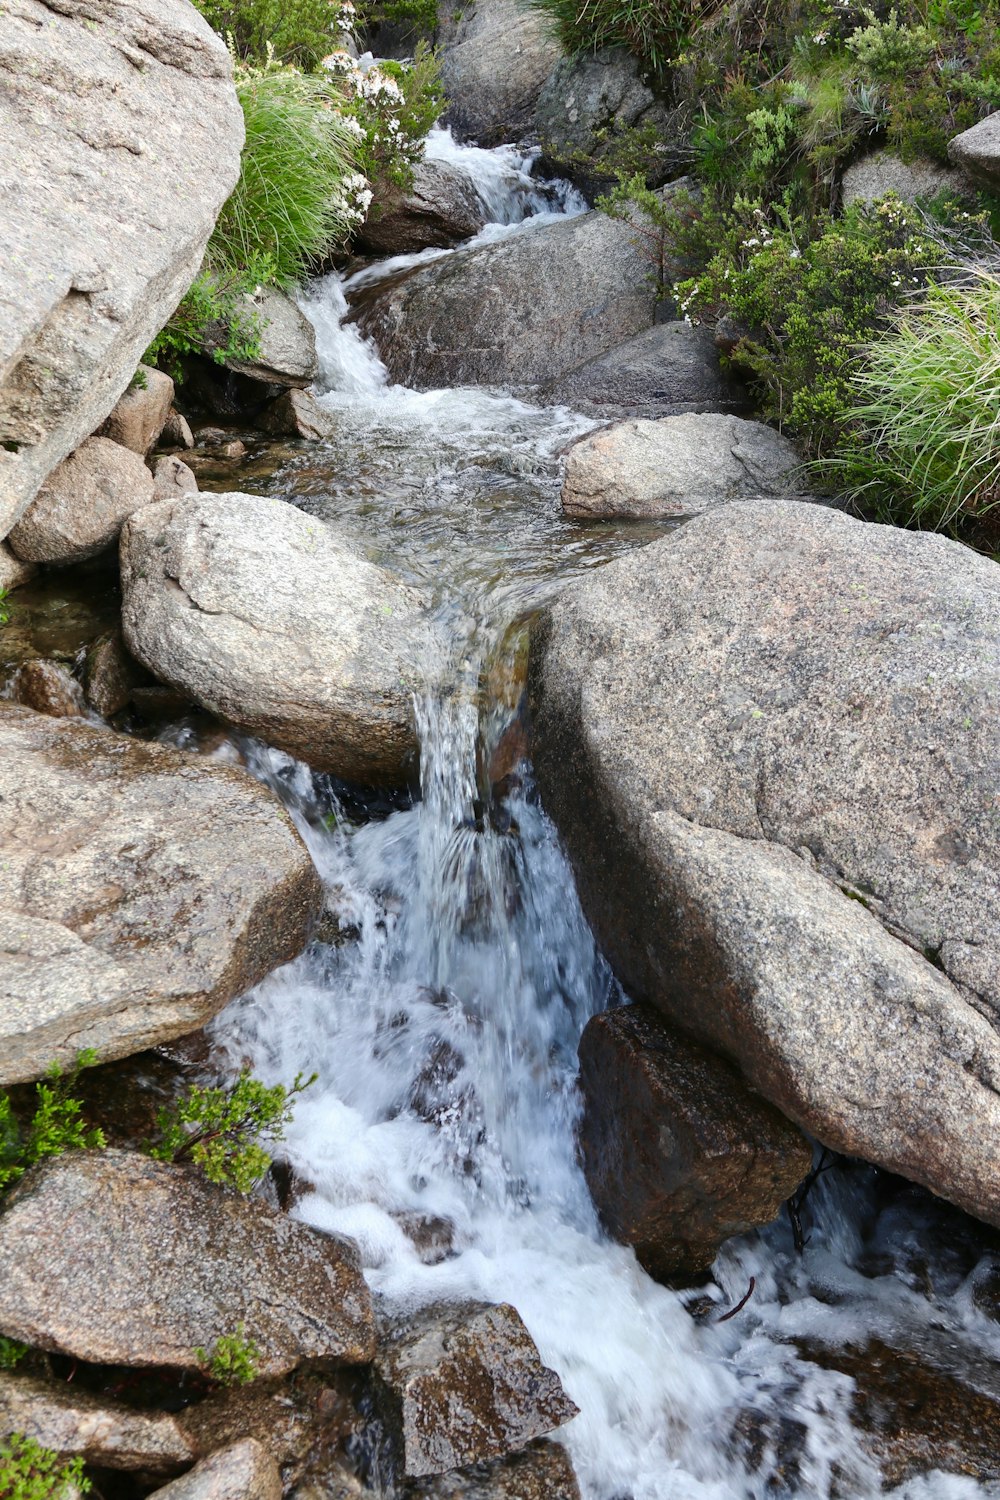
{"left": 207, "top": 136, "right": 1000, "bottom": 1500}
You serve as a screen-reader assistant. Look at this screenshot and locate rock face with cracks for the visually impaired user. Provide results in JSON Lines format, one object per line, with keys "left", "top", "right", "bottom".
{"left": 0, "top": 0, "right": 243, "bottom": 537}
{"left": 0, "top": 703, "right": 321, "bottom": 1085}
{"left": 0, "top": 1371, "right": 194, "bottom": 1473}
{"left": 540, "top": 323, "right": 747, "bottom": 422}
{"left": 121, "top": 493, "right": 434, "bottom": 785}
{"left": 530, "top": 499, "right": 1000, "bottom": 1226}
{"left": 0, "top": 1152, "right": 376, "bottom": 1375}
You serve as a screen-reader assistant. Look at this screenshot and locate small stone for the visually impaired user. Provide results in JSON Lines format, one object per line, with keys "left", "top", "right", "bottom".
{"left": 0, "top": 543, "right": 35, "bottom": 594}
{"left": 103, "top": 367, "right": 176, "bottom": 456}
{"left": 162, "top": 410, "right": 196, "bottom": 450}
{"left": 0, "top": 1151, "right": 376, "bottom": 1375}
{"left": 83, "top": 631, "right": 151, "bottom": 718}
{"left": 10, "top": 659, "right": 86, "bottom": 719}
{"left": 406, "top": 1439, "right": 580, "bottom": 1499}
{"left": 146, "top": 1438, "right": 282, "bottom": 1500}
{"left": 374, "top": 1302, "right": 578, "bottom": 1479}
{"left": 0, "top": 1370, "right": 194, "bottom": 1473}
{"left": 8, "top": 437, "right": 156, "bottom": 564}
{"left": 153, "top": 454, "right": 199, "bottom": 500}
{"left": 208, "top": 287, "right": 318, "bottom": 388}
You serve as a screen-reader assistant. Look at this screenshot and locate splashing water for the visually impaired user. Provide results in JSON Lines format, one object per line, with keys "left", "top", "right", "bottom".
{"left": 210, "top": 139, "right": 1000, "bottom": 1500}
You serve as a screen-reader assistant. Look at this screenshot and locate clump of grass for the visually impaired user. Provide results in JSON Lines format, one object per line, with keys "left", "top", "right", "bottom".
{"left": 830, "top": 270, "right": 1000, "bottom": 531}
{"left": 528, "top": 0, "right": 696, "bottom": 75}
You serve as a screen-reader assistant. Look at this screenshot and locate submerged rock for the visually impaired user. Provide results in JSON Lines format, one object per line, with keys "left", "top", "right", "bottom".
{"left": 8, "top": 438, "right": 155, "bottom": 565}
{"left": 146, "top": 1438, "right": 282, "bottom": 1500}
{"left": 440, "top": 0, "right": 561, "bottom": 147}
{"left": 406, "top": 1439, "right": 580, "bottom": 1498}
{"left": 540, "top": 322, "right": 748, "bottom": 421}
{"left": 0, "top": 703, "right": 321, "bottom": 1084}
{"left": 530, "top": 499, "right": 1000, "bottom": 1227}
{"left": 357, "top": 159, "right": 488, "bottom": 255}
{"left": 350, "top": 208, "right": 664, "bottom": 390}
{"left": 103, "top": 369, "right": 176, "bottom": 458}
{"left": 374, "top": 1302, "right": 577, "bottom": 1478}
{"left": 121, "top": 492, "right": 434, "bottom": 784}
{"left": 0, "top": 1370, "right": 194, "bottom": 1473}
{"left": 0, "top": 1151, "right": 375, "bottom": 1375}
{"left": 561, "top": 414, "right": 803, "bottom": 519}
{"left": 0, "top": 2, "right": 243, "bottom": 535}
{"left": 578, "top": 1004, "right": 811, "bottom": 1281}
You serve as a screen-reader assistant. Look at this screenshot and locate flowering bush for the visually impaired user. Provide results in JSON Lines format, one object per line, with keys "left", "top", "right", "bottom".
{"left": 322, "top": 40, "right": 443, "bottom": 201}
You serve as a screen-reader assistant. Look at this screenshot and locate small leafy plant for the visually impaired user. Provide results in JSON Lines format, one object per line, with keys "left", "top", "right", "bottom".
{"left": 0, "top": 589, "right": 10, "bottom": 626}
{"left": 0, "top": 1434, "right": 89, "bottom": 1500}
{"left": 0, "top": 1338, "right": 27, "bottom": 1371}
{"left": 195, "top": 1324, "right": 261, "bottom": 1386}
{"left": 146, "top": 1069, "right": 315, "bottom": 1193}
{"left": 0, "top": 1052, "right": 106, "bottom": 1197}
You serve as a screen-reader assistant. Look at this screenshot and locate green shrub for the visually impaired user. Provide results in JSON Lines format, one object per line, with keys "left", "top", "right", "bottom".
{"left": 0, "top": 1052, "right": 106, "bottom": 1197}
{"left": 828, "top": 270, "right": 1000, "bottom": 530}
{"left": 146, "top": 1069, "right": 315, "bottom": 1194}
{"left": 0, "top": 1434, "right": 89, "bottom": 1500}
{"left": 143, "top": 264, "right": 266, "bottom": 383}
{"left": 0, "top": 589, "right": 10, "bottom": 626}
{"left": 190, "top": 0, "right": 351, "bottom": 67}
{"left": 0, "top": 1339, "right": 27, "bottom": 1372}
{"left": 322, "top": 42, "right": 444, "bottom": 196}
{"left": 527, "top": 0, "right": 695, "bottom": 74}
{"left": 195, "top": 1324, "right": 261, "bottom": 1386}
{"left": 845, "top": 6, "right": 935, "bottom": 77}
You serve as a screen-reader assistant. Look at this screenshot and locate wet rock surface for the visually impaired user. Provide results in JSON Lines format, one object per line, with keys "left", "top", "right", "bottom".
{"left": 0, "top": 703, "right": 321, "bottom": 1084}
{"left": 8, "top": 437, "right": 155, "bottom": 565}
{"left": 257, "top": 390, "right": 338, "bottom": 442}
{"left": 0, "top": 1151, "right": 376, "bottom": 1375}
{"left": 374, "top": 1302, "right": 578, "bottom": 1478}
{"left": 121, "top": 492, "right": 435, "bottom": 784}
{"left": 9, "top": 658, "right": 87, "bottom": 720}
{"left": 0, "top": 5, "right": 242, "bottom": 534}
{"left": 350, "top": 208, "right": 664, "bottom": 389}
{"left": 356, "top": 159, "right": 489, "bottom": 255}
{"left": 561, "top": 414, "right": 804, "bottom": 519}
{"left": 578, "top": 1004, "right": 811, "bottom": 1281}
{"left": 0, "top": 1370, "right": 194, "bottom": 1472}
{"left": 406, "top": 1439, "right": 580, "bottom": 1498}
{"left": 540, "top": 322, "right": 749, "bottom": 421}
{"left": 439, "top": 0, "right": 561, "bottom": 147}
{"left": 147, "top": 1438, "right": 282, "bottom": 1500}
{"left": 530, "top": 499, "right": 1000, "bottom": 1226}
{"left": 83, "top": 630, "right": 153, "bottom": 718}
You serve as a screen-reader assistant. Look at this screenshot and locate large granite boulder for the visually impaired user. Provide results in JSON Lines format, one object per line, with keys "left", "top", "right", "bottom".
{"left": 350, "top": 209, "right": 665, "bottom": 390}
{"left": 0, "top": 1152, "right": 375, "bottom": 1375}
{"left": 561, "top": 414, "right": 803, "bottom": 519}
{"left": 0, "top": 0, "right": 244, "bottom": 538}
{"left": 208, "top": 288, "right": 319, "bottom": 388}
{"left": 840, "top": 149, "right": 963, "bottom": 206}
{"left": 102, "top": 368, "right": 176, "bottom": 457}
{"left": 0, "top": 703, "right": 321, "bottom": 1085}
{"left": 440, "top": 0, "right": 561, "bottom": 147}
{"left": 8, "top": 437, "right": 156, "bottom": 564}
{"left": 121, "top": 493, "right": 434, "bottom": 784}
{"left": 948, "top": 111, "right": 1000, "bottom": 189}
{"left": 530, "top": 499, "right": 1000, "bottom": 1226}
{"left": 578, "top": 1004, "right": 811, "bottom": 1281}
{"left": 539, "top": 322, "right": 748, "bottom": 421}
{"left": 374, "top": 1303, "right": 577, "bottom": 1478}
{"left": 356, "top": 158, "right": 488, "bottom": 256}
{"left": 0, "top": 1371, "right": 194, "bottom": 1473}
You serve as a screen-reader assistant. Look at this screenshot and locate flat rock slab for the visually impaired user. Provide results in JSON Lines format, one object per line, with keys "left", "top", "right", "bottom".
{"left": 0, "top": 2, "right": 243, "bottom": 535}
{"left": 0, "top": 1371, "right": 194, "bottom": 1472}
{"left": 578, "top": 1004, "right": 811, "bottom": 1281}
{"left": 375, "top": 1302, "right": 577, "bottom": 1478}
{"left": 148, "top": 1439, "right": 281, "bottom": 1500}
{"left": 540, "top": 322, "right": 748, "bottom": 421}
{"left": 0, "top": 703, "right": 321, "bottom": 1084}
{"left": 121, "top": 493, "right": 435, "bottom": 784}
{"left": 406, "top": 1439, "right": 580, "bottom": 1498}
{"left": 530, "top": 499, "right": 1000, "bottom": 1226}
{"left": 0, "top": 1152, "right": 375, "bottom": 1375}
{"left": 561, "top": 414, "right": 803, "bottom": 519}
{"left": 9, "top": 437, "right": 156, "bottom": 565}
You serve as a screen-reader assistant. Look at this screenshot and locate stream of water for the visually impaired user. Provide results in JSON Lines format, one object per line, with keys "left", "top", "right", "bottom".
{"left": 205, "top": 133, "right": 1000, "bottom": 1500}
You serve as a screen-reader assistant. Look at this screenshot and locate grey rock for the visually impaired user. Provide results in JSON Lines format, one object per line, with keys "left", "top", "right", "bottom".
{"left": 152, "top": 454, "right": 199, "bottom": 501}
{"left": 0, "top": 1152, "right": 375, "bottom": 1375}
{"left": 0, "top": 543, "right": 34, "bottom": 594}
{"left": 0, "top": 1370, "right": 194, "bottom": 1472}
{"left": 103, "top": 368, "right": 176, "bottom": 457}
{"left": 541, "top": 322, "right": 749, "bottom": 421}
{"left": 0, "top": 703, "right": 322, "bottom": 1085}
{"left": 375, "top": 1302, "right": 577, "bottom": 1478}
{"left": 578, "top": 1003, "right": 811, "bottom": 1281}
{"left": 351, "top": 208, "right": 669, "bottom": 389}
{"left": 529, "top": 499, "right": 1000, "bottom": 1226}
{"left": 561, "top": 414, "right": 803, "bottom": 519}
{"left": 147, "top": 1439, "right": 282, "bottom": 1500}
{"left": 440, "top": 0, "right": 561, "bottom": 147}
{"left": 0, "top": 3, "right": 243, "bottom": 536}
{"left": 406, "top": 1439, "right": 580, "bottom": 1498}
{"left": 841, "top": 149, "right": 964, "bottom": 205}
{"left": 8, "top": 437, "right": 155, "bottom": 564}
{"left": 357, "top": 159, "right": 488, "bottom": 255}
{"left": 121, "top": 492, "right": 434, "bottom": 785}
{"left": 162, "top": 410, "right": 196, "bottom": 450}
{"left": 948, "top": 110, "right": 1000, "bottom": 189}
{"left": 257, "top": 390, "right": 338, "bottom": 442}
{"left": 10, "top": 659, "right": 86, "bottom": 719}
{"left": 84, "top": 631, "right": 151, "bottom": 718}
{"left": 212, "top": 288, "right": 319, "bottom": 388}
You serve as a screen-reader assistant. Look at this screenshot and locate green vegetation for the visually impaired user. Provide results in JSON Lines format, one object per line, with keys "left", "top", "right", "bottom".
{"left": 191, "top": 0, "right": 347, "bottom": 67}
{"left": 195, "top": 1324, "right": 262, "bottom": 1386}
{"left": 0, "top": 1052, "right": 106, "bottom": 1197}
{"left": 0, "top": 1339, "right": 27, "bottom": 1372}
{"left": 146, "top": 1069, "right": 315, "bottom": 1194}
{"left": 0, "top": 588, "right": 11, "bottom": 626}
{"left": 528, "top": 0, "right": 691, "bottom": 74}
{"left": 356, "top": 0, "right": 439, "bottom": 38}
{"left": 0, "top": 1434, "right": 89, "bottom": 1500}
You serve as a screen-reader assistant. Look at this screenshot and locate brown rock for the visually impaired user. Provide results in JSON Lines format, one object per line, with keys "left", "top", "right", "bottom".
{"left": 153, "top": 454, "right": 199, "bottom": 501}
{"left": 83, "top": 631, "right": 151, "bottom": 718}
{"left": 162, "top": 410, "right": 196, "bottom": 450}
{"left": 147, "top": 1438, "right": 282, "bottom": 1500}
{"left": 0, "top": 1151, "right": 376, "bottom": 1375}
{"left": 374, "top": 1302, "right": 577, "bottom": 1479}
{"left": 406, "top": 1439, "right": 580, "bottom": 1499}
{"left": 577, "top": 1004, "right": 811, "bottom": 1281}
{"left": 0, "top": 543, "right": 34, "bottom": 594}
{"left": 10, "top": 659, "right": 85, "bottom": 719}
{"left": 8, "top": 437, "right": 155, "bottom": 565}
{"left": 257, "top": 390, "right": 336, "bottom": 442}
{"left": 103, "top": 367, "right": 176, "bottom": 456}
{"left": 0, "top": 1370, "right": 194, "bottom": 1473}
